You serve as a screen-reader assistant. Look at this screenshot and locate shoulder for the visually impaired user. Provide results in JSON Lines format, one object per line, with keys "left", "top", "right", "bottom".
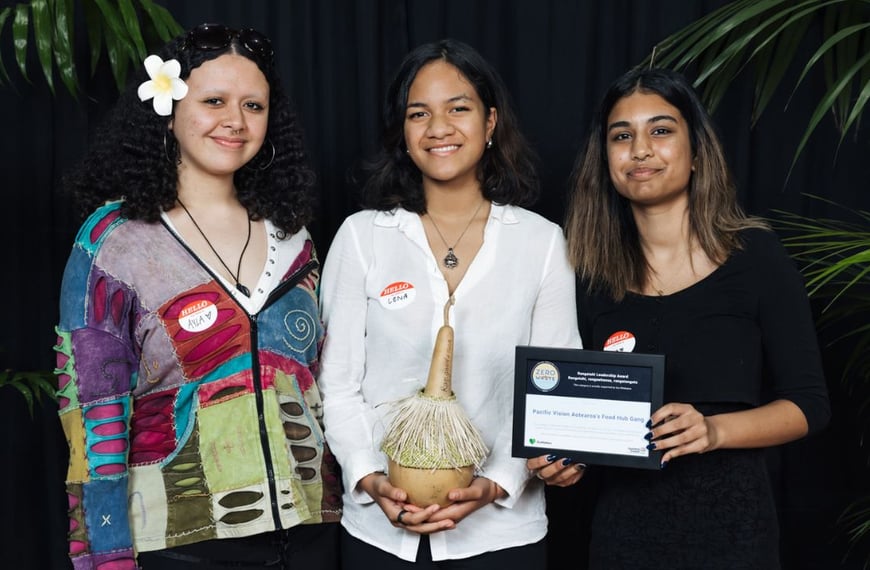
{"left": 72, "top": 201, "right": 131, "bottom": 250}
{"left": 735, "top": 227, "right": 789, "bottom": 262}
{"left": 494, "top": 204, "right": 562, "bottom": 233}
{"left": 338, "top": 208, "right": 415, "bottom": 231}
{"left": 729, "top": 227, "right": 804, "bottom": 282}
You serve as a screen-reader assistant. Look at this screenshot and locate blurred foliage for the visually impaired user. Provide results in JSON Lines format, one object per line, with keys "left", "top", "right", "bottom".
{"left": 0, "top": 368, "right": 57, "bottom": 417}
{"left": 647, "top": 0, "right": 870, "bottom": 177}
{"left": 0, "top": 0, "right": 183, "bottom": 98}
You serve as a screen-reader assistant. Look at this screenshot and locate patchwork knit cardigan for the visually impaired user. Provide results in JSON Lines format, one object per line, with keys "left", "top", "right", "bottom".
{"left": 54, "top": 201, "right": 341, "bottom": 570}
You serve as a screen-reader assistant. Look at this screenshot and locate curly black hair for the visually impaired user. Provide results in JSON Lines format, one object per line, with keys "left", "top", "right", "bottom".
{"left": 360, "top": 38, "right": 540, "bottom": 213}
{"left": 64, "top": 24, "right": 316, "bottom": 236}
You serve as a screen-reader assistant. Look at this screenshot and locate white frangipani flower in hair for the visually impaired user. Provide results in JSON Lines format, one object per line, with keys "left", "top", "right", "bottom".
{"left": 137, "top": 55, "right": 188, "bottom": 116}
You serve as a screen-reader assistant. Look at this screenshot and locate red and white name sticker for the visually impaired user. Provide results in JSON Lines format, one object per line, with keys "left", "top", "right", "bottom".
{"left": 178, "top": 299, "right": 218, "bottom": 333}
{"left": 603, "top": 330, "right": 636, "bottom": 352}
{"left": 378, "top": 281, "right": 416, "bottom": 310}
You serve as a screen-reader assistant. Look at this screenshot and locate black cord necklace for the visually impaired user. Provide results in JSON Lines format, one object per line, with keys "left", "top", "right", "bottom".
{"left": 177, "top": 199, "right": 252, "bottom": 296}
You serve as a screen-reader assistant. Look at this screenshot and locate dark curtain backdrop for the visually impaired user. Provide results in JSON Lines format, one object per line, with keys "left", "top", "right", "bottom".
{"left": 2, "top": 1, "right": 867, "bottom": 569}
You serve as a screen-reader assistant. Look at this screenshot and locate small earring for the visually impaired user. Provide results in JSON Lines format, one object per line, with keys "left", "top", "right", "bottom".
{"left": 163, "top": 132, "right": 180, "bottom": 165}
{"left": 486, "top": 139, "right": 493, "bottom": 149}
{"left": 245, "top": 139, "right": 276, "bottom": 171}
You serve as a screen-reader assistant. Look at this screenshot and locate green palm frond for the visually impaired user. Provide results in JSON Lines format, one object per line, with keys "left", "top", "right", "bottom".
{"left": 0, "top": 368, "right": 57, "bottom": 418}
{"left": 773, "top": 196, "right": 870, "bottom": 566}
{"left": 838, "top": 494, "right": 870, "bottom": 565}
{"left": 647, "top": 0, "right": 870, "bottom": 175}
{"left": 0, "top": 0, "right": 182, "bottom": 98}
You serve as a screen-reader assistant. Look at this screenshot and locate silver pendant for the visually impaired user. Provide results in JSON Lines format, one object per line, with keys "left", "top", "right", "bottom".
{"left": 443, "top": 248, "right": 459, "bottom": 269}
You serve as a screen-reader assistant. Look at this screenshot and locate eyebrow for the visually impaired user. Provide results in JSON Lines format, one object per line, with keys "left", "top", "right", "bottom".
{"left": 407, "top": 93, "right": 473, "bottom": 109}
{"left": 607, "top": 114, "right": 678, "bottom": 132}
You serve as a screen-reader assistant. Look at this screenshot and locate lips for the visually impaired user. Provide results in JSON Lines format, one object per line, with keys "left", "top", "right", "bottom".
{"left": 213, "top": 137, "right": 245, "bottom": 149}
{"left": 628, "top": 167, "right": 661, "bottom": 179}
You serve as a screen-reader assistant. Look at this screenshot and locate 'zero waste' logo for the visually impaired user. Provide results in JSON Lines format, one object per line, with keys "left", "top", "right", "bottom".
{"left": 530, "top": 361, "right": 559, "bottom": 392}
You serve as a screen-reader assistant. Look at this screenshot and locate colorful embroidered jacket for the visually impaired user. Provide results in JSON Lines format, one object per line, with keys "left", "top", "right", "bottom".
{"left": 54, "top": 202, "right": 342, "bottom": 570}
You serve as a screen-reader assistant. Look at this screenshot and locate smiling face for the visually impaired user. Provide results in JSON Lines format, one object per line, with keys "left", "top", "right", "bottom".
{"left": 403, "top": 60, "right": 496, "bottom": 191}
{"left": 170, "top": 53, "right": 270, "bottom": 181}
{"left": 606, "top": 91, "right": 694, "bottom": 208}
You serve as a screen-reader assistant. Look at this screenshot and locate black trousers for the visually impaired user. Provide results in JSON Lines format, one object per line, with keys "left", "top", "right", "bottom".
{"left": 340, "top": 527, "right": 546, "bottom": 569}
{"left": 137, "top": 523, "right": 340, "bottom": 569}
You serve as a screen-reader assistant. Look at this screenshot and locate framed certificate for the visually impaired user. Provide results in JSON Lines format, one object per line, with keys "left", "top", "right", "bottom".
{"left": 512, "top": 346, "right": 665, "bottom": 470}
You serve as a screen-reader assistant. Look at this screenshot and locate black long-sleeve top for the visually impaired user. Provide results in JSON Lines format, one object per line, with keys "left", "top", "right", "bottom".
{"left": 578, "top": 227, "right": 830, "bottom": 434}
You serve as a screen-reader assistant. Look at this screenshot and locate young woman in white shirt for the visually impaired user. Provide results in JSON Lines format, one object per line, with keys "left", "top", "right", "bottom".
{"left": 317, "top": 38, "right": 583, "bottom": 568}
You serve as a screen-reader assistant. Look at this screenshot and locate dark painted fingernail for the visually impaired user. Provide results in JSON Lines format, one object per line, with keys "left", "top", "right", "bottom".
{"left": 646, "top": 442, "right": 656, "bottom": 450}
{"left": 546, "top": 454, "right": 557, "bottom": 462}
{"left": 643, "top": 432, "right": 653, "bottom": 440}
{"left": 645, "top": 419, "right": 652, "bottom": 429}
{"left": 660, "top": 460, "right": 668, "bottom": 469}
{"left": 562, "top": 457, "right": 575, "bottom": 466}
{"left": 575, "top": 463, "right": 587, "bottom": 471}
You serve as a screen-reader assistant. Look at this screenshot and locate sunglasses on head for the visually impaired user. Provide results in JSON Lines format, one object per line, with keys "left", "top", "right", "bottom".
{"left": 185, "top": 23, "right": 274, "bottom": 65}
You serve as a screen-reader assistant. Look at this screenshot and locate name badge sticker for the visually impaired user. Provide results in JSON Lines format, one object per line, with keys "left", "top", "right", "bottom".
{"left": 178, "top": 299, "right": 218, "bottom": 333}
{"left": 603, "top": 330, "right": 636, "bottom": 352}
{"left": 378, "top": 281, "right": 416, "bottom": 310}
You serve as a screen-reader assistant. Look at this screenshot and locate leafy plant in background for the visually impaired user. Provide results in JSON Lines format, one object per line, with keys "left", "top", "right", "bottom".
{"left": 0, "top": 368, "right": 57, "bottom": 417}
{"left": 774, "top": 196, "right": 870, "bottom": 563}
{"left": 649, "top": 0, "right": 869, "bottom": 176}
{"left": 0, "top": 0, "right": 183, "bottom": 98}
{"left": 649, "top": 0, "right": 870, "bottom": 566}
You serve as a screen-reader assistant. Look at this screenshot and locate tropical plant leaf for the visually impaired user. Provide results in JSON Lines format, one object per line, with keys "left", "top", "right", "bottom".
{"left": 12, "top": 4, "right": 30, "bottom": 81}
{"left": 0, "top": 8, "right": 13, "bottom": 85}
{"left": 790, "top": 21, "right": 870, "bottom": 104}
{"left": 656, "top": 0, "right": 783, "bottom": 72}
{"left": 790, "top": 50, "right": 870, "bottom": 176}
{"left": 751, "top": 15, "right": 810, "bottom": 124}
{"left": 0, "top": 0, "right": 182, "bottom": 97}
{"left": 771, "top": 196, "right": 870, "bottom": 416}
{"left": 838, "top": 75, "right": 870, "bottom": 152}
{"left": 30, "top": 0, "right": 54, "bottom": 93}
{"left": 651, "top": 0, "right": 870, "bottom": 169}
{"left": 82, "top": 0, "right": 104, "bottom": 77}
{"left": 117, "top": 0, "right": 146, "bottom": 60}
{"left": 0, "top": 369, "right": 58, "bottom": 418}
{"left": 53, "top": 0, "right": 78, "bottom": 99}
{"left": 92, "top": 0, "right": 139, "bottom": 91}
{"left": 137, "top": 0, "right": 172, "bottom": 40}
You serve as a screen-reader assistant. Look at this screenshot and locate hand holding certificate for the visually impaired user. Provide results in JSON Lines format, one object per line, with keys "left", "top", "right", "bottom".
{"left": 512, "top": 346, "right": 665, "bottom": 470}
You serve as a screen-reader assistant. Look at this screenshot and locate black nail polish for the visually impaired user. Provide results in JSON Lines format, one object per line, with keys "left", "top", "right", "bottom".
{"left": 645, "top": 419, "right": 652, "bottom": 429}
{"left": 644, "top": 432, "right": 653, "bottom": 440}
{"left": 546, "top": 454, "right": 557, "bottom": 462}
{"left": 660, "top": 460, "right": 668, "bottom": 469}
{"left": 562, "top": 457, "right": 574, "bottom": 466}
{"left": 646, "top": 442, "right": 656, "bottom": 450}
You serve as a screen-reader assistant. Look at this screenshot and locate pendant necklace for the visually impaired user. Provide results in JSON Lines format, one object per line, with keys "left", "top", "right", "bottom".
{"left": 177, "top": 199, "right": 253, "bottom": 296}
{"left": 427, "top": 200, "right": 486, "bottom": 270}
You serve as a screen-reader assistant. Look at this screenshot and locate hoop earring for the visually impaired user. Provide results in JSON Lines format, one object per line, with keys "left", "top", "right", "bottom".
{"left": 163, "top": 133, "right": 180, "bottom": 165}
{"left": 246, "top": 139, "right": 275, "bottom": 170}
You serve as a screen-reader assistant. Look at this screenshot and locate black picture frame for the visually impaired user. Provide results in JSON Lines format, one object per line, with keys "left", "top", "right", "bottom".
{"left": 512, "top": 346, "right": 665, "bottom": 470}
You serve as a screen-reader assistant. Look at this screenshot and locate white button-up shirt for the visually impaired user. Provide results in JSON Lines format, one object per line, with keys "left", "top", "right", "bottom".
{"left": 318, "top": 204, "right": 582, "bottom": 561}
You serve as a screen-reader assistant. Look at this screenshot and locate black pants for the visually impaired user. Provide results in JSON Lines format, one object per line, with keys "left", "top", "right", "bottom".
{"left": 137, "top": 523, "right": 340, "bottom": 569}
{"left": 340, "top": 527, "right": 545, "bottom": 569}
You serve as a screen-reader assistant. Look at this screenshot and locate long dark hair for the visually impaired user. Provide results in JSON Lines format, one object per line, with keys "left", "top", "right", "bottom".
{"left": 64, "top": 24, "right": 316, "bottom": 235}
{"left": 565, "top": 67, "right": 767, "bottom": 300}
{"left": 360, "top": 38, "right": 539, "bottom": 213}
